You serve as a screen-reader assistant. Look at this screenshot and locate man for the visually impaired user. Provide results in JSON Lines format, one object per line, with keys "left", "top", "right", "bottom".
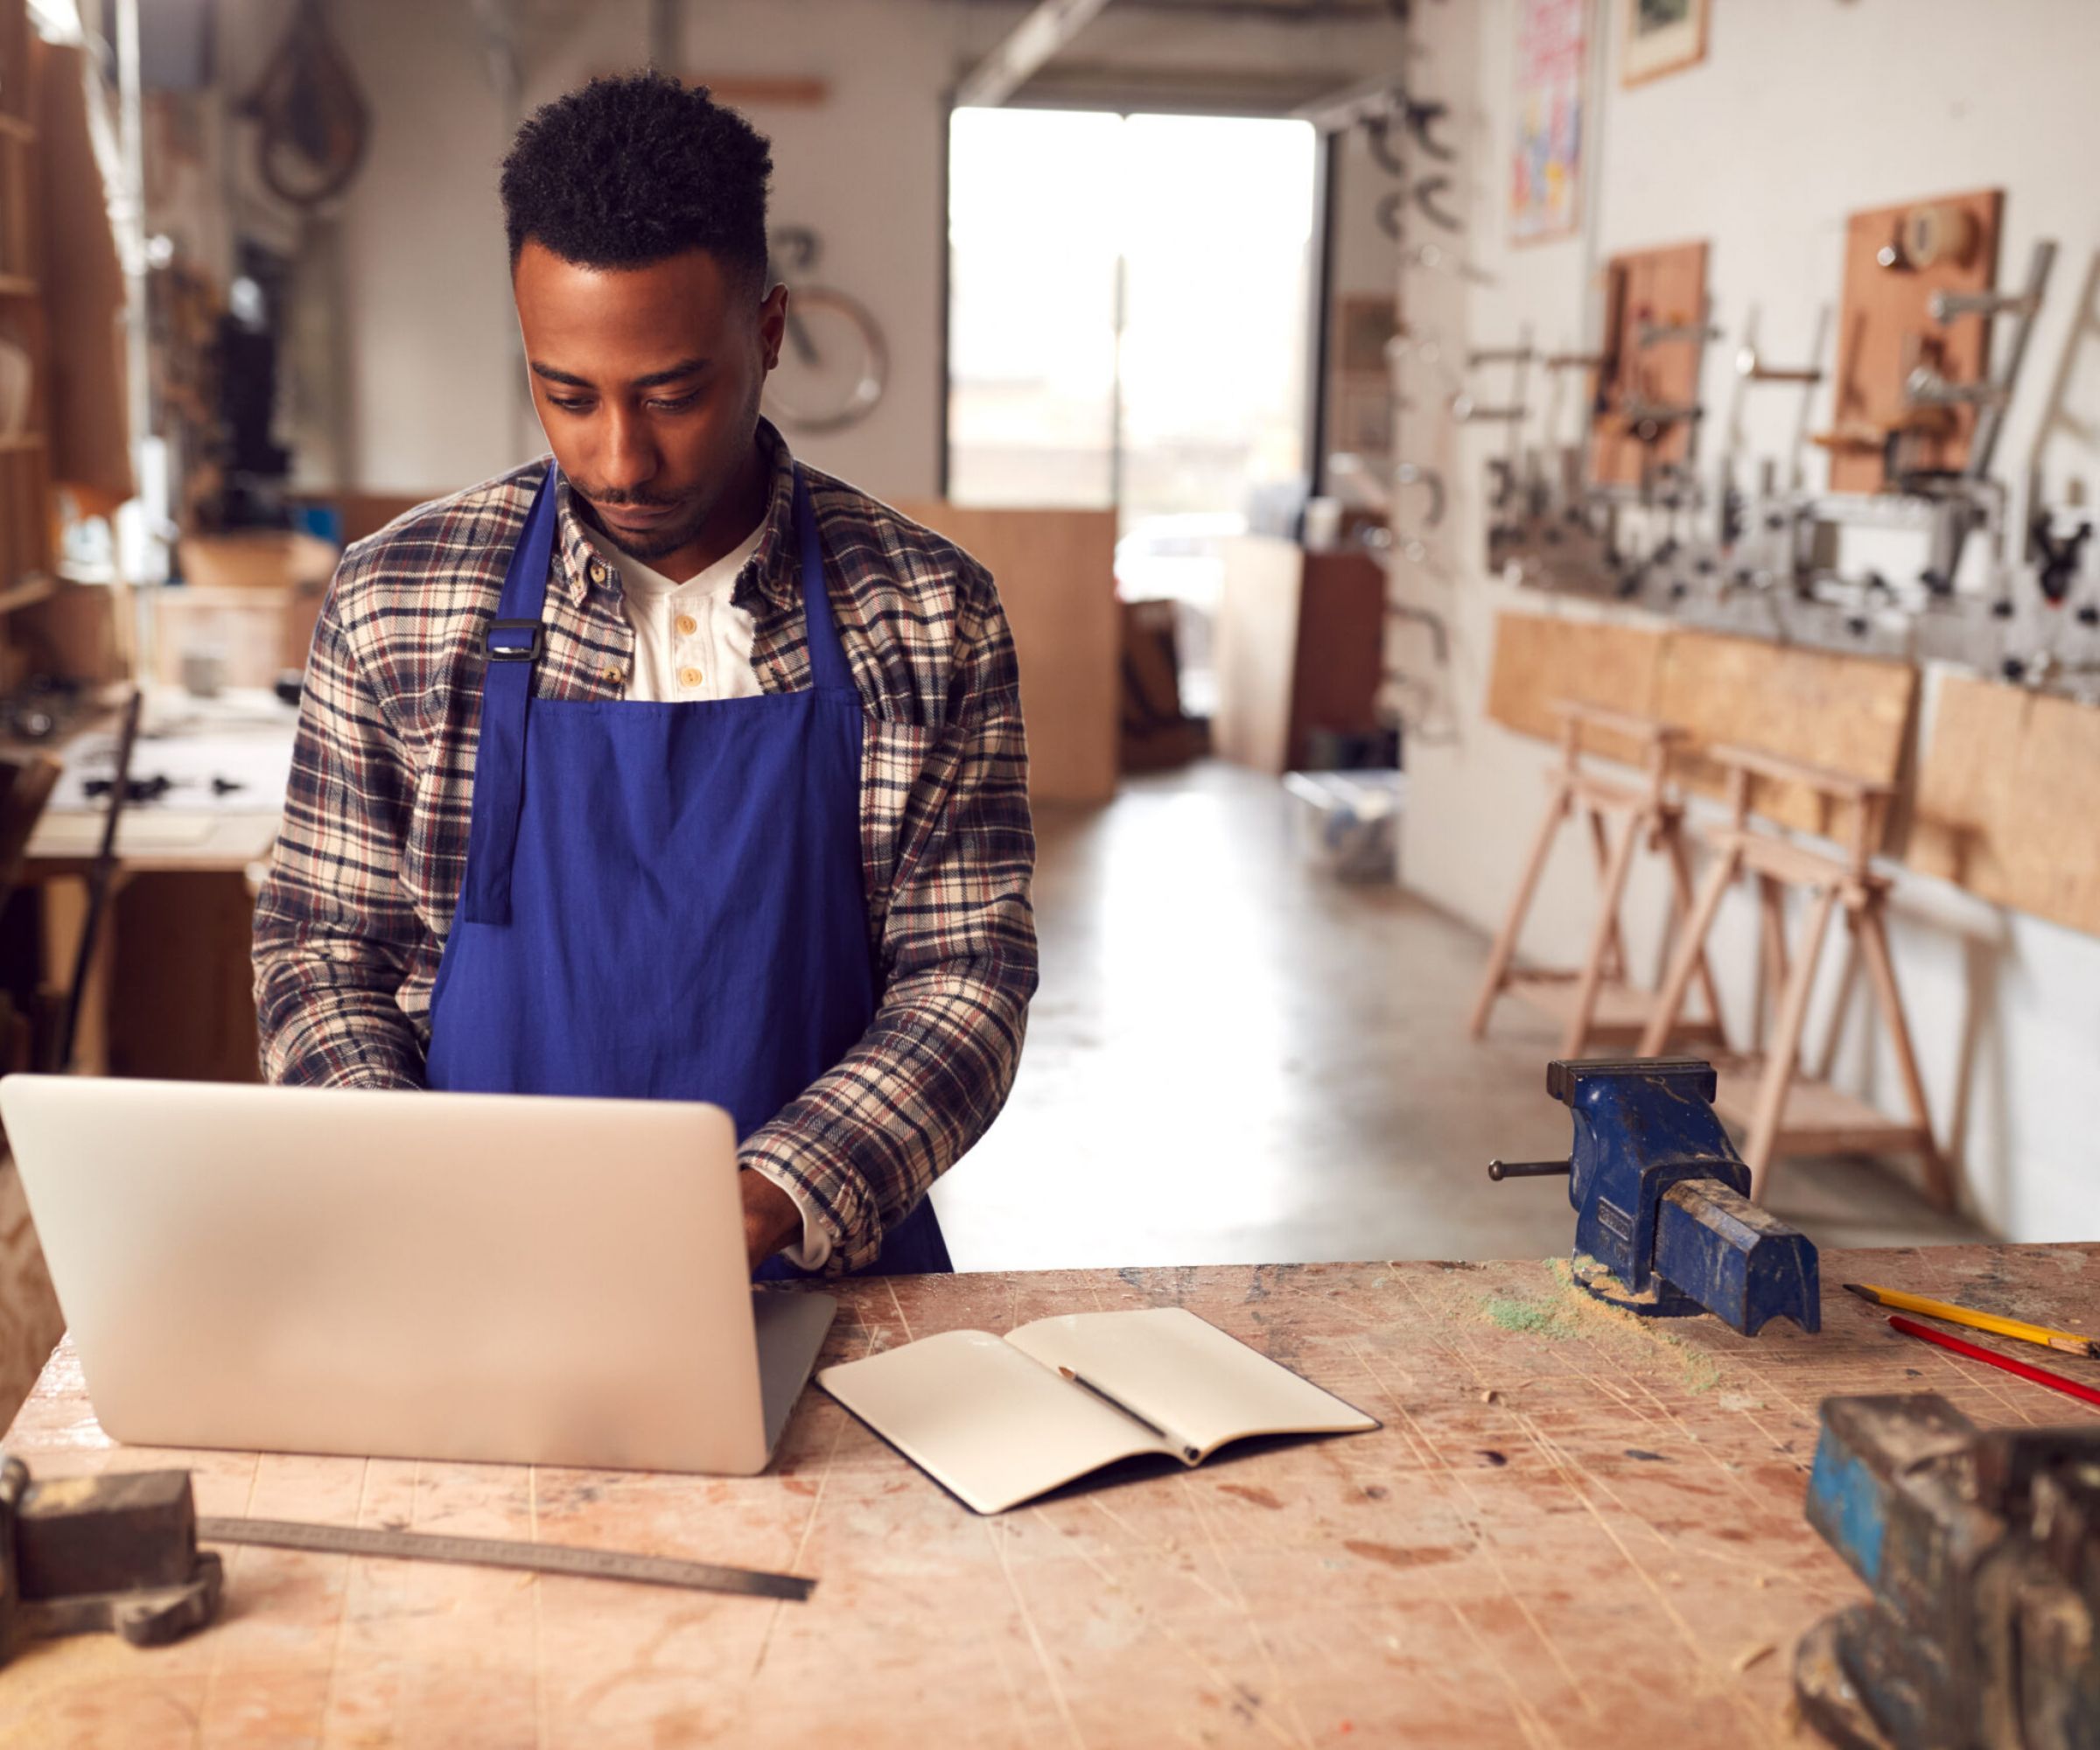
{"left": 253, "top": 74, "right": 1037, "bottom": 1279}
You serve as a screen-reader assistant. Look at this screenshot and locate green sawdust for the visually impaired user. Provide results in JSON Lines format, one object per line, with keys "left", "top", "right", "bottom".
{"left": 1530, "top": 1256, "right": 1726, "bottom": 1394}
{"left": 1479, "top": 1292, "right": 1575, "bottom": 1339}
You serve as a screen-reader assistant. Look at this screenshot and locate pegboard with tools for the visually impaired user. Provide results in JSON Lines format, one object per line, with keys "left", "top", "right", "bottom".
{"left": 1821, "top": 190, "right": 2003, "bottom": 494}
{"left": 1467, "top": 180, "right": 2100, "bottom": 701}
{"left": 1590, "top": 240, "right": 1712, "bottom": 488}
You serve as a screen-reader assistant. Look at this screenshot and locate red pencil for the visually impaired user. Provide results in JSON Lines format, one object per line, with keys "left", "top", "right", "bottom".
{"left": 1889, "top": 1314, "right": 2100, "bottom": 1410}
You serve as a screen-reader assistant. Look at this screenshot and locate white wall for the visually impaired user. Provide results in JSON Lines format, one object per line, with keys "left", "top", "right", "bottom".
{"left": 308, "top": 0, "right": 1406, "bottom": 503}
{"left": 1396, "top": 0, "right": 2100, "bottom": 1239}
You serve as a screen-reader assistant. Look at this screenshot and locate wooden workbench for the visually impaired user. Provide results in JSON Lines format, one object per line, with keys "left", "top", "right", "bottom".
{"left": 2, "top": 1246, "right": 2094, "bottom": 1747}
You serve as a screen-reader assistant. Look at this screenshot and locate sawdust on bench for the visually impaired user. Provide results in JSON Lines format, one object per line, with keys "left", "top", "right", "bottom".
{"left": 1474, "top": 1257, "right": 1726, "bottom": 1393}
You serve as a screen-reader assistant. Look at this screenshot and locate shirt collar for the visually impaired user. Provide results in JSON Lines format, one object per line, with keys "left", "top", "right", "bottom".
{"left": 548, "top": 417, "right": 801, "bottom": 612}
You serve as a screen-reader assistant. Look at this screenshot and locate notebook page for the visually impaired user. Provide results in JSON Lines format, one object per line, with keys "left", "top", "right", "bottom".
{"left": 817, "top": 1330, "right": 1177, "bottom": 1514}
{"left": 1003, "top": 1307, "right": 1377, "bottom": 1460}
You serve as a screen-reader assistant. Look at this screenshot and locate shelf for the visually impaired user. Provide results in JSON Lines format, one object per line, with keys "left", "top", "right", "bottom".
{"left": 0, "top": 272, "right": 35, "bottom": 298}
{"left": 0, "top": 432, "right": 44, "bottom": 453}
{"left": 0, "top": 114, "right": 32, "bottom": 144}
{"left": 1711, "top": 1054, "right": 1930, "bottom": 1157}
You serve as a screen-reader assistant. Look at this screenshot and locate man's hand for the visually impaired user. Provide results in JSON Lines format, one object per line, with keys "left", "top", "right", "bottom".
{"left": 740, "top": 1169, "right": 803, "bottom": 1275}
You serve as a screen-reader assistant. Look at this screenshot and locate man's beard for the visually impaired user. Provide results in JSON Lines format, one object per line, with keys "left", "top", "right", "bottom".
{"left": 590, "top": 495, "right": 711, "bottom": 564}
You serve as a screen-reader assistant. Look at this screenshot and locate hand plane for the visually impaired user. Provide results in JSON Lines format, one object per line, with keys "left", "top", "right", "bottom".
{"left": 1488, "top": 1057, "right": 1821, "bottom": 1335}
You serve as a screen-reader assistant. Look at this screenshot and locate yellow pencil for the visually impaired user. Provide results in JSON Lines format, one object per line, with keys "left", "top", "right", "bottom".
{"left": 1841, "top": 1282, "right": 2097, "bottom": 1358}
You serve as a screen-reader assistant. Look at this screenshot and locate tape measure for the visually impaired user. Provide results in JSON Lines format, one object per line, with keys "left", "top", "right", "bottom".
{"left": 198, "top": 1516, "right": 814, "bottom": 1602}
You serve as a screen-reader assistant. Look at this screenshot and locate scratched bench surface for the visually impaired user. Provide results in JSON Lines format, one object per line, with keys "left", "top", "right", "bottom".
{"left": 2, "top": 1246, "right": 2095, "bottom": 1749}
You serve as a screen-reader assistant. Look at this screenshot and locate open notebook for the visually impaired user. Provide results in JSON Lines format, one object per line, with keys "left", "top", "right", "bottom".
{"left": 817, "top": 1306, "right": 1378, "bottom": 1514}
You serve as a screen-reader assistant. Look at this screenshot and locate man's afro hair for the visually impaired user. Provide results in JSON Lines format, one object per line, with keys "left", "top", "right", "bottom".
{"left": 500, "top": 72, "right": 773, "bottom": 285}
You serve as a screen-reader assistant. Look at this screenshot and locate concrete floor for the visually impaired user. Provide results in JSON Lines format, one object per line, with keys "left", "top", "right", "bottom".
{"left": 934, "top": 761, "right": 1985, "bottom": 1271}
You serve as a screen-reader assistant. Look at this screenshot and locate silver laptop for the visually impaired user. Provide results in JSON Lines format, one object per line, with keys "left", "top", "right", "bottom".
{"left": 0, "top": 1075, "right": 836, "bottom": 1474}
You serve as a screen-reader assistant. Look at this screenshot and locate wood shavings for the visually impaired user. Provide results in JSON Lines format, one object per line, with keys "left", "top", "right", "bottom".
{"left": 1732, "top": 1642, "right": 1776, "bottom": 1673}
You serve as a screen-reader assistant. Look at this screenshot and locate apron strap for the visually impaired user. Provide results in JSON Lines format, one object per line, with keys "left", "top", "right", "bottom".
{"left": 459, "top": 463, "right": 560, "bottom": 926}
{"left": 794, "top": 465, "right": 855, "bottom": 694}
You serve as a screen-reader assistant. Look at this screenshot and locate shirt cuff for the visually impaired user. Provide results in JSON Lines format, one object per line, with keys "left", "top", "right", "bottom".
{"left": 772, "top": 1176, "right": 835, "bottom": 1272}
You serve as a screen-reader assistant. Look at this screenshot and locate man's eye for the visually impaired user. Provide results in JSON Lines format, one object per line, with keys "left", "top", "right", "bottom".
{"left": 550, "top": 397, "right": 593, "bottom": 413}
{"left": 649, "top": 394, "right": 700, "bottom": 413}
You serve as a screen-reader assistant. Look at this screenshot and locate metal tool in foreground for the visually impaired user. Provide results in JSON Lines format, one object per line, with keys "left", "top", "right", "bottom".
{"left": 0, "top": 1454, "right": 814, "bottom": 1666}
{"left": 0, "top": 1458, "right": 223, "bottom": 1665}
{"left": 1487, "top": 1057, "right": 1820, "bottom": 1335}
{"left": 197, "top": 1516, "right": 814, "bottom": 1601}
{"left": 1796, "top": 1393, "right": 2100, "bottom": 1750}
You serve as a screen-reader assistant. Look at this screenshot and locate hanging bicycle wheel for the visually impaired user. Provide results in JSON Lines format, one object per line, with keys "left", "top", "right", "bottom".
{"left": 766, "top": 285, "right": 888, "bottom": 434}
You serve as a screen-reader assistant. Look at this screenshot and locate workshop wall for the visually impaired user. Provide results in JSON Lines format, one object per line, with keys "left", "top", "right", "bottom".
{"left": 311, "top": 0, "right": 1407, "bottom": 505}
{"left": 1398, "top": 0, "right": 2100, "bottom": 1242}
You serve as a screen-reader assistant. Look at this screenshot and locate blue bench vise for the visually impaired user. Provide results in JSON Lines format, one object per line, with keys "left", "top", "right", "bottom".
{"left": 1796, "top": 1393, "right": 2100, "bottom": 1749}
{"left": 1488, "top": 1057, "right": 1821, "bottom": 1335}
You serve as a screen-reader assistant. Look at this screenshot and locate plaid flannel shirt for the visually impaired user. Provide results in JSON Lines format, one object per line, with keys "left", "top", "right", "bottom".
{"left": 253, "top": 421, "right": 1038, "bottom": 1274}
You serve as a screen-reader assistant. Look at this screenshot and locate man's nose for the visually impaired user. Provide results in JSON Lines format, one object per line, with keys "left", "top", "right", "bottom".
{"left": 595, "top": 406, "right": 660, "bottom": 497}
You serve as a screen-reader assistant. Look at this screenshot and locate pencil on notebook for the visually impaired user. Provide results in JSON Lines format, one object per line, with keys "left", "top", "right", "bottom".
{"left": 1841, "top": 1281, "right": 2097, "bottom": 1358}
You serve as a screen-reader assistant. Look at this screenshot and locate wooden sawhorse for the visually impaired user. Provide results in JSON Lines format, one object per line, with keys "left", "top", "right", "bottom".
{"left": 1636, "top": 745, "right": 1951, "bottom": 1208}
{"left": 1469, "top": 700, "right": 1728, "bottom": 1058}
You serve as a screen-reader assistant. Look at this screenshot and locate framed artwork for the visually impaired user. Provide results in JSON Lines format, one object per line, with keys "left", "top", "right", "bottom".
{"left": 1620, "top": 0, "right": 1708, "bottom": 88}
{"left": 1510, "top": 0, "right": 1587, "bottom": 245}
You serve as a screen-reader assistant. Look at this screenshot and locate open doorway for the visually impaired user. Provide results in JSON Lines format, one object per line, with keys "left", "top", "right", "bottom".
{"left": 945, "top": 107, "right": 1320, "bottom": 717}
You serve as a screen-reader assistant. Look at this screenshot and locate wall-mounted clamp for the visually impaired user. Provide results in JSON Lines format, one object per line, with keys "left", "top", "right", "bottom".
{"left": 1733, "top": 345, "right": 1823, "bottom": 385}
{"left": 1377, "top": 177, "right": 1459, "bottom": 238}
{"left": 1904, "top": 366, "right": 2009, "bottom": 410}
{"left": 1410, "top": 242, "right": 1492, "bottom": 285}
{"left": 1928, "top": 284, "right": 2043, "bottom": 324}
{"left": 2029, "top": 510, "right": 2094, "bottom": 606}
{"left": 1635, "top": 317, "right": 1722, "bottom": 350}
{"left": 1619, "top": 399, "right": 1703, "bottom": 444}
{"left": 1394, "top": 460, "right": 1446, "bottom": 525}
{"left": 1364, "top": 97, "right": 1456, "bottom": 171}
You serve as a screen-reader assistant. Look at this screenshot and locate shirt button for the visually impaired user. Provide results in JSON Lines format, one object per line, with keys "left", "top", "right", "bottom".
{"left": 676, "top": 612, "right": 698, "bottom": 637}
{"left": 601, "top": 665, "right": 625, "bottom": 688}
{"left": 588, "top": 560, "right": 608, "bottom": 585}
{"left": 679, "top": 665, "right": 703, "bottom": 688}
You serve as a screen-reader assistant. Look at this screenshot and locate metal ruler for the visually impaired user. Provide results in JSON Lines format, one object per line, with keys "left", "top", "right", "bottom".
{"left": 197, "top": 1516, "right": 814, "bottom": 1602}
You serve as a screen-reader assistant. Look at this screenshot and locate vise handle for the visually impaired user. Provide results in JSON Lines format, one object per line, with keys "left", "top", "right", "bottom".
{"left": 1487, "top": 1158, "right": 1572, "bottom": 1181}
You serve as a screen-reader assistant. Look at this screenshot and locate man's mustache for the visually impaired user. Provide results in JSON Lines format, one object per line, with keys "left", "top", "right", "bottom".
{"left": 584, "top": 491, "right": 684, "bottom": 509}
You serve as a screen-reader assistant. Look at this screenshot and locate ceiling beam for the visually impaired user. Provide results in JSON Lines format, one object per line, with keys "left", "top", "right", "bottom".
{"left": 954, "top": 0, "right": 1115, "bottom": 108}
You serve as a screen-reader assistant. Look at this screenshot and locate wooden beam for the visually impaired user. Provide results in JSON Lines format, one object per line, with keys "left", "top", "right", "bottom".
{"left": 955, "top": 0, "right": 1113, "bottom": 109}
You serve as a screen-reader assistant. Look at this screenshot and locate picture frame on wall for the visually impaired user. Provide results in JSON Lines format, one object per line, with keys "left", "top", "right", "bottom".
{"left": 1620, "top": 0, "right": 1707, "bottom": 87}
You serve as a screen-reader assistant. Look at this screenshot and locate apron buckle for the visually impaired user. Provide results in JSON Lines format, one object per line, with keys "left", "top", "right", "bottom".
{"left": 484, "top": 619, "right": 545, "bottom": 663}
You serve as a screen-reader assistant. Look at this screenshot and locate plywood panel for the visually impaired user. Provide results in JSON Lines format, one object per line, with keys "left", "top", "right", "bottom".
{"left": 1826, "top": 188, "right": 2002, "bottom": 494}
{"left": 1589, "top": 240, "right": 1708, "bottom": 487}
{"left": 1483, "top": 610, "right": 1667, "bottom": 766}
{"left": 1485, "top": 615, "right": 1915, "bottom": 837}
{"left": 1213, "top": 535, "right": 1305, "bottom": 774}
{"left": 1911, "top": 674, "right": 2100, "bottom": 937}
{"left": 893, "top": 500, "right": 1119, "bottom": 806}
{"left": 1654, "top": 629, "right": 1916, "bottom": 836}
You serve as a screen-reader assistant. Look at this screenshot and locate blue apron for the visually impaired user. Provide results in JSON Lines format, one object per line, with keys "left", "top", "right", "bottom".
{"left": 424, "top": 461, "right": 950, "bottom": 1280}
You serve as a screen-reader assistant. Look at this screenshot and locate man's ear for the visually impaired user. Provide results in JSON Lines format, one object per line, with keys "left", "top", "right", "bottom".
{"left": 759, "top": 282, "right": 789, "bottom": 373}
